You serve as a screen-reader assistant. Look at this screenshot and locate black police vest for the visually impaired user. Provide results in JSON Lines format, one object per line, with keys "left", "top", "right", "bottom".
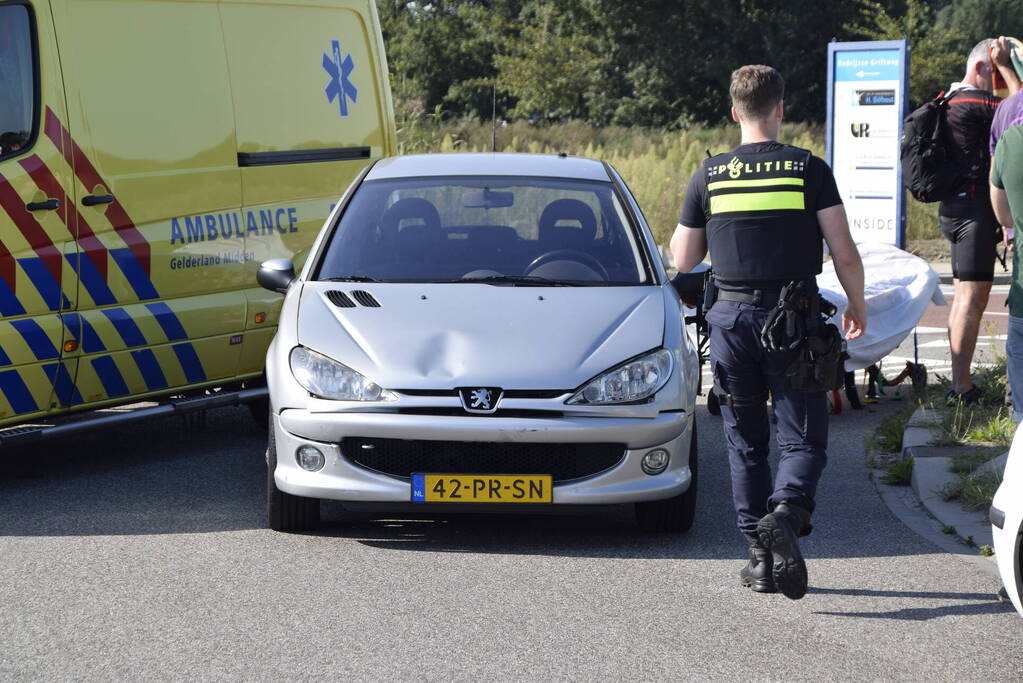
{"left": 702, "top": 145, "right": 823, "bottom": 283}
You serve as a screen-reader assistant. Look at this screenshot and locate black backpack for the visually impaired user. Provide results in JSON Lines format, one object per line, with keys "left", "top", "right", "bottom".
{"left": 900, "top": 92, "right": 960, "bottom": 203}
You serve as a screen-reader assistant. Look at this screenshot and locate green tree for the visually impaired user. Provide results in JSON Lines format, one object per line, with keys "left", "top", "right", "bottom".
{"left": 849, "top": 0, "right": 967, "bottom": 106}
{"left": 377, "top": 0, "right": 525, "bottom": 119}
{"left": 493, "top": 4, "right": 605, "bottom": 121}
{"left": 938, "top": 0, "right": 1023, "bottom": 50}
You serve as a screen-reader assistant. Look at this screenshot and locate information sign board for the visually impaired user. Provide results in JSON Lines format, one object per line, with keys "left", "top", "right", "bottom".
{"left": 826, "top": 40, "right": 910, "bottom": 248}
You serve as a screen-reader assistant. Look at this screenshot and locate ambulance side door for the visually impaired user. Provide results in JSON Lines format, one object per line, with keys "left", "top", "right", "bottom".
{"left": 220, "top": 0, "right": 394, "bottom": 376}
{"left": 0, "top": 1, "right": 80, "bottom": 425}
{"left": 49, "top": 0, "right": 246, "bottom": 405}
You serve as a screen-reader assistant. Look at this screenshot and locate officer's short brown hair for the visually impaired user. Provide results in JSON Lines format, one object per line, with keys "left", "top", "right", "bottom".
{"left": 730, "top": 65, "right": 785, "bottom": 121}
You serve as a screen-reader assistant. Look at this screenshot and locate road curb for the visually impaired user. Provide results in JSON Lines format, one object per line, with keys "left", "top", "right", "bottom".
{"left": 873, "top": 405, "right": 998, "bottom": 561}
{"left": 870, "top": 467, "right": 999, "bottom": 578}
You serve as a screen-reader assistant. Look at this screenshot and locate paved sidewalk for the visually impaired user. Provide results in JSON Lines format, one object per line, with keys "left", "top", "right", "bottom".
{"left": 899, "top": 406, "right": 1000, "bottom": 552}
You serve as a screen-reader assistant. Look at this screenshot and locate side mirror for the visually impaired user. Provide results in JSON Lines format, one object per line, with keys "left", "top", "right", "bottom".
{"left": 257, "top": 258, "right": 296, "bottom": 294}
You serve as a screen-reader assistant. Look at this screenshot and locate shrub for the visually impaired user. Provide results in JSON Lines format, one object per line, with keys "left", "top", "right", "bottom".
{"left": 881, "top": 456, "right": 914, "bottom": 485}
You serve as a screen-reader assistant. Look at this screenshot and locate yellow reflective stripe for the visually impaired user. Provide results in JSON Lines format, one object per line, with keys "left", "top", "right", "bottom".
{"left": 710, "top": 191, "right": 805, "bottom": 213}
{"left": 707, "top": 177, "right": 805, "bottom": 191}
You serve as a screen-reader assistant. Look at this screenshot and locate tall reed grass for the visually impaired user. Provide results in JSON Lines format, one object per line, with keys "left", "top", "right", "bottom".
{"left": 395, "top": 119, "right": 942, "bottom": 247}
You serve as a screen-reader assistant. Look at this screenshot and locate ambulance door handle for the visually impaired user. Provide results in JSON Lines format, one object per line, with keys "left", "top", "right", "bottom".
{"left": 82, "top": 194, "right": 114, "bottom": 206}
{"left": 26, "top": 198, "right": 61, "bottom": 211}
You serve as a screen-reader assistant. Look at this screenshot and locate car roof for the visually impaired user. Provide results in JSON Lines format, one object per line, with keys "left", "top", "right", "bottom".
{"left": 364, "top": 153, "right": 613, "bottom": 182}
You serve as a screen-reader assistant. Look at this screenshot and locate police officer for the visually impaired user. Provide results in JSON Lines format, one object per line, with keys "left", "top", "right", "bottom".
{"left": 669, "top": 65, "right": 866, "bottom": 600}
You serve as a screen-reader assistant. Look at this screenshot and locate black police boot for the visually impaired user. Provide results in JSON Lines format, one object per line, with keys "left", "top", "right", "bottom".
{"left": 756, "top": 502, "right": 811, "bottom": 600}
{"left": 739, "top": 535, "right": 776, "bottom": 593}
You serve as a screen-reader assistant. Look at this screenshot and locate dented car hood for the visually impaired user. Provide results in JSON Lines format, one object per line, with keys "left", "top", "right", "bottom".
{"left": 296, "top": 282, "right": 665, "bottom": 391}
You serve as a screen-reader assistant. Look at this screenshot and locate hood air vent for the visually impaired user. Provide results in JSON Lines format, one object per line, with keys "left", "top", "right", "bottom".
{"left": 351, "top": 290, "right": 381, "bottom": 307}
{"left": 326, "top": 290, "right": 356, "bottom": 308}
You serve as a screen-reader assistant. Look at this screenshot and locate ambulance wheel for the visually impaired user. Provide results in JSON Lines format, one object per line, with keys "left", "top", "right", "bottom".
{"left": 707, "top": 388, "right": 721, "bottom": 416}
{"left": 635, "top": 423, "right": 697, "bottom": 533}
{"left": 266, "top": 412, "right": 320, "bottom": 532}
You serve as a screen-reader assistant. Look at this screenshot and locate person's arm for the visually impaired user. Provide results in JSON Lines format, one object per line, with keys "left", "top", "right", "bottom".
{"left": 670, "top": 170, "right": 709, "bottom": 272}
{"left": 992, "top": 185, "right": 1013, "bottom": 233}
{"left": 818, "top": 204, "right": 866, "bottom": 339}
{"left": 993, "top": 37, "right": 1021, "bottom": 96}
{"left": 991, "top": 139, "right": 1013, "bottom": 248}
{"left": 669, "top": 224, "right": 707, "bottom": 272}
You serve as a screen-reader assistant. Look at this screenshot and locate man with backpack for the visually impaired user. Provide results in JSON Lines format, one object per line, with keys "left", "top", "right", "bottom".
{"left": 935, "top": 39, "right": 1019, "bottom": 404}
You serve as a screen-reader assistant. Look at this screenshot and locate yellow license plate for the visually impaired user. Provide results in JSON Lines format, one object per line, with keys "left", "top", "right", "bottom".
{"left": 411, "top": 474, "right": 552, "bottom": 503}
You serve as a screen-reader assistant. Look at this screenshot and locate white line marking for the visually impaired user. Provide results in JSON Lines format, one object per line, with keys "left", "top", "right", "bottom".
{"left": 940, "top": 284, "right": 1009, "bottom": 295}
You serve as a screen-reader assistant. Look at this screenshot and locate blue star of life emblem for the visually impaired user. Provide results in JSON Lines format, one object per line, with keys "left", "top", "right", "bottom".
{"left": 322, "top": 39, "right": 358, "bottom": 117}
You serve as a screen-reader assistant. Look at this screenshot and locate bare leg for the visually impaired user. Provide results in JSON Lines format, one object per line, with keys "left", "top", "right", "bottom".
{"left": 948, "top": 279, "right": 993, "bottom": 393}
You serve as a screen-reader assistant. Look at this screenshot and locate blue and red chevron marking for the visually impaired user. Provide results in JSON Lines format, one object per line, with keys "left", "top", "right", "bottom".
{"left": 0, "top": 110, "right": 210, "bottom": 416}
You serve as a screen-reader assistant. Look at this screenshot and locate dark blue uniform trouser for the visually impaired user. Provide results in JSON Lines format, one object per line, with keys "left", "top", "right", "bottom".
{"left": 706, "top": 299, "right": 829, "bottom": 537}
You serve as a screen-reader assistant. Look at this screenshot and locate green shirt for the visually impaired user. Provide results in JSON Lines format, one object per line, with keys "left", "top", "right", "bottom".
{"left": 992, "top": 125, "right": 1023, "bottom": 317}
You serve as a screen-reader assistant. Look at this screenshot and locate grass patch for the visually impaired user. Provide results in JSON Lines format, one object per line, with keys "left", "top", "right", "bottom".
{"left": 941, "top": 525, "right": 957, "bottom": 535}
{"left": 881, "top": 456, "right": 914, "bottom": 486}
{"left": 958, "top": 470, "right": 1004, "bottom": 512}
{"left": 937, "top": 469, "right": 1003, "bottom": 512}
{"left": 933, "top": 355, "right": 1014, "bottom": 449}
{"left": 979, "top": 545, "right": 994, "bottom": 557}
{"left": 949, "top": 447, "right": 1006, "bottom": 474}
{"left": 935, "top": 403, "right": 1014, "bottom": 448}
{"left": 867, "top": 408, "right": 915, "bottom": 454}
{"left": 937, "top": 480, "right": 962, "bottom": 502}
{"left": 963, "top": 411, "right": 1016, "bottom": 445}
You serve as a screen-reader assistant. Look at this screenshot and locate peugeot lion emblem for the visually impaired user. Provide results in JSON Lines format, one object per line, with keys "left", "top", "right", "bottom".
{"left": 458, "top": 387, "right": 503, "bottom": 414}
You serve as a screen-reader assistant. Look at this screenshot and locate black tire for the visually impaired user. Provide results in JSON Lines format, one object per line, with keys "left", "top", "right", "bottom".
{"left": 247, "top": 375, "right": 270, "bottom": 426}
{"left": 707, "top": 388, "right": 721, "bottom": 416}
{"left": 248, "top": 396, "right": 270, "bottom": 426}
{"left": 266, "top": 411, "right": 320, "bottom": 532}
{"left": 635, "top": 422, "right": 698, "bottom": 533}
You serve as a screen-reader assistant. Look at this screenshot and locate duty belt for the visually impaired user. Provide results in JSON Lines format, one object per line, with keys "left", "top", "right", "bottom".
{"left": 716, "top": 288, "right": 782, "bottom": 309}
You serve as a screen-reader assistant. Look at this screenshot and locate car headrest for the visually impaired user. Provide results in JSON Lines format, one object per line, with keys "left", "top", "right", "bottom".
{"left": 538, "top": 199, "right": 597, "bottom": 244}
{"left": 381, "top": 198, "right": 442, "bottom": 238}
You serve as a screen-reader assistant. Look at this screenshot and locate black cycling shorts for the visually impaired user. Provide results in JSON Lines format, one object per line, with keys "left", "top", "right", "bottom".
{"left": 939, "top": 198, "right": 1000, "bottom": 282}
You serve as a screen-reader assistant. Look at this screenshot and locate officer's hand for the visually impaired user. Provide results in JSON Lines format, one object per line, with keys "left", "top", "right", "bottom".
{"left": 842, "top": 304, "right": 866, "bottom": 340}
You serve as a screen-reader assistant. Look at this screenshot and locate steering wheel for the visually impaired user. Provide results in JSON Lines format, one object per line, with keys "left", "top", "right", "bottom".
{"left": 523, "top": 249, "right": 609, "bottom": 281}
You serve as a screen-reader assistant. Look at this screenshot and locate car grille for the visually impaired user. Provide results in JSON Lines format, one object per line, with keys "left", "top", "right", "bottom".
{"left": 342, "top": 437, "right": 625, "bottom": 482}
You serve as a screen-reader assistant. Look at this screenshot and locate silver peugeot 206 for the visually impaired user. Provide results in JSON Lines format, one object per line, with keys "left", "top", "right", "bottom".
{"left": 258, "top": 153, "right": 700, "bottom": 533}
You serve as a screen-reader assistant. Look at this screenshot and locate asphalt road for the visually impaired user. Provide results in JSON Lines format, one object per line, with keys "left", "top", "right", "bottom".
{"left": 0, "top": 397, "right": 1020, "bottom": 681}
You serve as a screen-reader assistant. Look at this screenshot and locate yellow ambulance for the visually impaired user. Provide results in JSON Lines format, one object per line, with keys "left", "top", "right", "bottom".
{"left": 0, "top": 0, "right": 395, "bottom": 441}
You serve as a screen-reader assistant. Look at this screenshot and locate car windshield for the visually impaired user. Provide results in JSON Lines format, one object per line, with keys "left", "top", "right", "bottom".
{"left": 315, "top": 176, "right": 651, "bottom": 285}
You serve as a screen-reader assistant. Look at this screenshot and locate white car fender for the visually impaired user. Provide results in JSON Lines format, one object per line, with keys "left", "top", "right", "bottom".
{"left": 991, "top": 422, "right": 1023, "bottom": 617}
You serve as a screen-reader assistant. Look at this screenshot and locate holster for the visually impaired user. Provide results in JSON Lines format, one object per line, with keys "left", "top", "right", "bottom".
{"left": 761, "top": 280, "right": 847, "bottom": 393}
{"left": 785, "top": 319, "right": 847, "bottom": 393}
{"left": 702, "top": 275, "right": 719, "bottom": 311}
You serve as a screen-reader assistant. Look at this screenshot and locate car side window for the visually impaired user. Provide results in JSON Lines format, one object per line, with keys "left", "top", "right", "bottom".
{"left": 0, "top": 5, "right": 35, "bottom": 160}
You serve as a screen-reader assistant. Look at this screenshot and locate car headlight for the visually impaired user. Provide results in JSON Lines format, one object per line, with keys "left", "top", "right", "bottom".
{"left": 290, "top": 346, "right": 396, "bottom": 401}
{"left": 567, "top": 349, "right": 673, "bottom": 405}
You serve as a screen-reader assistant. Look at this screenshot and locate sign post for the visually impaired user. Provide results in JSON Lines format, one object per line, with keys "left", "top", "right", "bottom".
{"left": 826, "top": 40, "right": 910, "bottom": 248}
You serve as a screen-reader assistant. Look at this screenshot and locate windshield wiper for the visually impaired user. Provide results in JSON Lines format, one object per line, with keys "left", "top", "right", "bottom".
{"left": 456, "top": 275, "right": 582, "bottom": 287}
{"left": 321, "top": 275, "right": 382, "bottom": 283}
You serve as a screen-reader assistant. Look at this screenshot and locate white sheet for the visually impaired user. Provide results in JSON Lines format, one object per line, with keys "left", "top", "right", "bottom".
{"left": 817, "top": 242, "right": 946, "bottom": 371}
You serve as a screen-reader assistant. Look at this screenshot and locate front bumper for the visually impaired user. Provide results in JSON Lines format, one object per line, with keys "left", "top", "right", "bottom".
{"left": 272, "top": 409, "right": 693, "bottom": 505}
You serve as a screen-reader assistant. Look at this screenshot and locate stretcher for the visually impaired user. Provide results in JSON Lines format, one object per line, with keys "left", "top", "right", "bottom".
{"left": 673, "top": 242, "right": 945, "bottom": 414}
